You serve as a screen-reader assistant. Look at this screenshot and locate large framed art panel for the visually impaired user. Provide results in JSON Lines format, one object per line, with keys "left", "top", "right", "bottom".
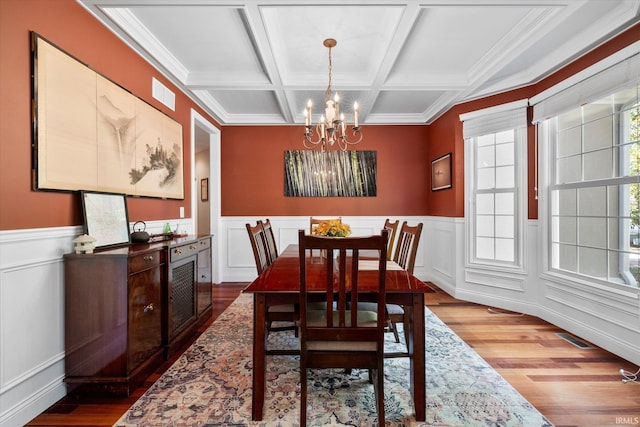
{"left": 284, "top": 150, "right": 377, "bottom": 197}
{"left": 32, "top": 33, "right": 184, "bottom": 199}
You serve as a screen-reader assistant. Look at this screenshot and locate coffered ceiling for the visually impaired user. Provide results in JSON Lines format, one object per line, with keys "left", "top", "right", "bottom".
{"left": 78, "top": 0, "right": 640, "bottom": 126}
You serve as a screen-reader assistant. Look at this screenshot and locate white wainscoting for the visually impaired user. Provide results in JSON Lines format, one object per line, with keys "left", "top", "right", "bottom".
{"left": 219, "top": 216, "right": 433, "bottom": 283}
{"left": 0, "top": 226, "right": 78, "bottom": 426}
{"left": 0, "top": 219, "right": 192, "bottom": 427}
{"left": 452, "top": 219, "right": 640, "bottom": 367}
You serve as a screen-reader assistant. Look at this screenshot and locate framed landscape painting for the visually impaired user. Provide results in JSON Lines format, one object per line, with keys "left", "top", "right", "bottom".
{"left": 32, "top": 32, "right": 184, "bottom": 199}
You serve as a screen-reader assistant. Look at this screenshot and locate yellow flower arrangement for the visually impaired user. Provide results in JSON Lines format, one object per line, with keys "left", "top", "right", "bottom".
{"left": 312, "top": 219, "right": 351, "bottom": 237}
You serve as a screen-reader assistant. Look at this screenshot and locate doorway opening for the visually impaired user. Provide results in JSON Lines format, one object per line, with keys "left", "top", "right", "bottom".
{"left": 191, "top": 109, "right": 221, "bottom": 283}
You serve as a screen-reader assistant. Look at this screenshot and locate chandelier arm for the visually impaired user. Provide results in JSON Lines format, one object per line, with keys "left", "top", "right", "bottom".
{"left": 303, "top": 125, "right": 327, "bottom": 150}
{"left": 341, "top": 129, "right": 363, "bottom": 146}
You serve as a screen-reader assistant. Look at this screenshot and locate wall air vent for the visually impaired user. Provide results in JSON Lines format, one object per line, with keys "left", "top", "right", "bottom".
{"left": 152, "top": 77, "right": 175, "bottom": 111}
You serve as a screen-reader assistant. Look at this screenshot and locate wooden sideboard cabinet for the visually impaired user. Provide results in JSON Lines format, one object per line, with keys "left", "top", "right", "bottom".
{"left": 64, "top": 235, "right": 213, "bottom": 395}
{"left": 64, "top": 245, "right": 165, "bottom": 395}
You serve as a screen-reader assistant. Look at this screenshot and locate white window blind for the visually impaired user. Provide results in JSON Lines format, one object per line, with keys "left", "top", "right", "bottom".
{"left": 460, "top": 99, "right": 528, "bottom": 139}
{"left": 531, "top": 47, "right": 640, "bottom": 124}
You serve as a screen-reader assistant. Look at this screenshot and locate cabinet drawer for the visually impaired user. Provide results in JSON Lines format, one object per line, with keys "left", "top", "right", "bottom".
{"left": 197, "top": 237, "right": 211, "bottom": 250}
{"left": 128, "top": 251, "right": 161, "bottom": 273}
{"left": 170, "top": 243, "right": 199, "bottom": 263}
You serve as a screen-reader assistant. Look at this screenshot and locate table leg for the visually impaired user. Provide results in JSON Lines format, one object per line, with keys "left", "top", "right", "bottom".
{"left": 252, "top": 294, "right": 267, "bottom": 421}
{"left": 409, "top": 293, "right": 426, "bottom": 421}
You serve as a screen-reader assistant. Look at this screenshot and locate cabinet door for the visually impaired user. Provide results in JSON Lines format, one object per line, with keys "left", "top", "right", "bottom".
{"left": 168, "top": 255, "right": 197, "bottom": 339}
{"left": 197, "top": 238, "right": 212, "bottom": 316}
{"left": 127, "top": 266, "right": 162, "bottom": 371}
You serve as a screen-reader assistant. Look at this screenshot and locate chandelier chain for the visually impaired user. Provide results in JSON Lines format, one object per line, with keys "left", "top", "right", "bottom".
{"left": 325, "top": 46, "right": 333, "bottom": 103}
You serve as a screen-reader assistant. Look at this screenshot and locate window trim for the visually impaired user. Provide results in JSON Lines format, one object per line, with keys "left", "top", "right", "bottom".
{"left": 538, "top": 98, "right": 640, "bottom": 290}
{"left": 462, "top": 101, "right": 528, "bottom": 273}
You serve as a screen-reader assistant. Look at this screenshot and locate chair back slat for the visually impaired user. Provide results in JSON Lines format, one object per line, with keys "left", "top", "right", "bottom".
{"left": 259, "top": 219, "right": 278, "bottom": 264}
{"left": 393, "top": 221, "right": 423, "bottom": 274}
{"left": 383, "top": 218, "right": 399, "bottom": 260}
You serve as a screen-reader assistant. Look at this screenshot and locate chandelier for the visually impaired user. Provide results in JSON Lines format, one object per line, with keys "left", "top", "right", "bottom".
{"left": 303, "top": 38, "right": 362, "bottom": 151}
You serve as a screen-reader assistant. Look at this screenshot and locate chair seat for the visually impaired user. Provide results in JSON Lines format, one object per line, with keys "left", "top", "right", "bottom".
{"left": 306, "top": 309, "right": 377, "bottom": 327}
{"left": 356, "top": 302, "right": 405, "bottom": 343}
{"left": 306, "top": 310, "right": 378, "bottom": 351}
{"left": 268, "top": 304, "right": 295, "bottom": 313}
{"left": 356, "top": 302, "right": 404, "bottom": 315}
{"left": 307, "top": 340, "right": 377, "bottom": 351}
{"left": 386, "top": 304, "right": 404, "bottom": 315}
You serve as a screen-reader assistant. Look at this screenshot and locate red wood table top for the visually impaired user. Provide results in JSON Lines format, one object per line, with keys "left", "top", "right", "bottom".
{"left": 244, "top": 244, "right": 434, "bottom": 294}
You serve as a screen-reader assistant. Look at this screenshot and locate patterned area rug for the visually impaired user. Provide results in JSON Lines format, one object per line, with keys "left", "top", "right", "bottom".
{"left": 115, "top": 293, "right": 553, "bottom": 426}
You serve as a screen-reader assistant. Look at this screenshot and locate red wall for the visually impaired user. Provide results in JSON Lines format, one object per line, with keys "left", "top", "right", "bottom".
{"left": 0, "top": 0, "right": 220, "bottom": 230}
{"left": 221, "top": 125, "right": 430, "bottom": 216}
{"left": 427, "top": 23, "right": 640, "bottom": 220}
{"left": 428, "top": 88, "right": 536, "bottom": 218}
{"left": 1, "top": 0, "right": 638, "bottom": 231}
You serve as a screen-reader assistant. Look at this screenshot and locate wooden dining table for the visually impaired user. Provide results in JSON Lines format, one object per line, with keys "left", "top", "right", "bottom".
{"left": 242, "top": 244, "right": 435, "bottom": 421}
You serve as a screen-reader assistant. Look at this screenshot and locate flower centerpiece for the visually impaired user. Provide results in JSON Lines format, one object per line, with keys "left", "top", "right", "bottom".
{"left": 312, "top": 219, "right": 351, "bottom": 237}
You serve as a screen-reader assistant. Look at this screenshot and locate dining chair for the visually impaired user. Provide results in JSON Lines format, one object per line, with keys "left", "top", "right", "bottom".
{"left": 246, "top": 222, "right": 270, "bottom": 275}
{"left": 246, "top": 221, "right": 297, "bottom": 335}
{"left": 297, "top": 229, "right": 388, "bottom": 427}
{"left": 393, "top": 221, "right": 423, "bottom": 274}
{"left": 387, "top": 221, "right": 423, "bottom": 343}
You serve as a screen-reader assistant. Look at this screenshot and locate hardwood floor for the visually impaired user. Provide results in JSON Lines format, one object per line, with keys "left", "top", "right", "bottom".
{"left": 427, "top": 288, "right": 639, "bottom": 427}
{"left": 27, "top": 282, "right": 639, "bottom": 427}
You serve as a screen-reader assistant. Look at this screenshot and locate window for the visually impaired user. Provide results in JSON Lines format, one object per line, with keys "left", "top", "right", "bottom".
{"left": 547, "top": 87, "right": 639, "bottom": 287}
{"left": 461, "top": 101, "right": 528, "bottom": 270}
{"left": 533, "top": 48, "right": 640, "bottom": 288}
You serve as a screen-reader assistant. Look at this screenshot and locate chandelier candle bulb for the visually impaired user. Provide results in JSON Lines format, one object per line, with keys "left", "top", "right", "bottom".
{"left": 354, "top": 101, "right": 359, "bottom": 128}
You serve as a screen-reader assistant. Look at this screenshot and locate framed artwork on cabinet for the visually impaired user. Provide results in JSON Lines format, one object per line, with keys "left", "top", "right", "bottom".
{"left": 81, "top": 191, "right": 131, "bottom": 249}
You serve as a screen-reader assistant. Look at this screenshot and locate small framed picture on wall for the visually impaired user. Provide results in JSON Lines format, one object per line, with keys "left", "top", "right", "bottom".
{"left": 201, "top": 178, "right": 209, "bottom": 201}
{"left": 431, "top": 153, "right": 452, "bottom": 191}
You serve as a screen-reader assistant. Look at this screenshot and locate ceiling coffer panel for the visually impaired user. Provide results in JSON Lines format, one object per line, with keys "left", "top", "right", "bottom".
{"left": 84, "top": 0, "right": 639, "bottom": 125}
